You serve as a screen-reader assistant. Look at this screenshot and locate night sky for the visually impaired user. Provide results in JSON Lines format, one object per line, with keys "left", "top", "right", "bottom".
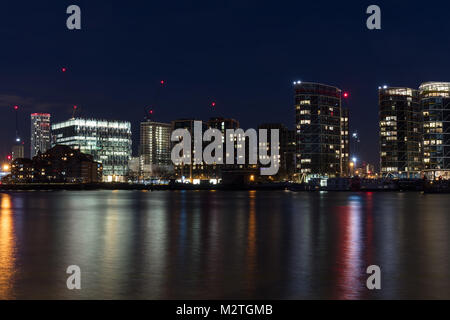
{"left": 1, "top": 0, "right": 450, "bottom": 167}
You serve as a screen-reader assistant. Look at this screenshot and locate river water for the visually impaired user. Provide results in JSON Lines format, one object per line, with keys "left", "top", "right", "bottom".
{"left": 0, "top": 190, "right": 449, "bottom": 299}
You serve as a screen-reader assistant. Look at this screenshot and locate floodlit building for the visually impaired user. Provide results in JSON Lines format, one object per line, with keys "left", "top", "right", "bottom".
{"left": 139, "top": 120, "right": 173, "bottom": 179}
{"left": 52, "top": 118, "right": 132, "bottom": 182}
{"left": 420, "top": 82, "right": 450, "bottom": 179}
{"left": 294, "top": 82, "right": 347, "bottom": 179}
{"left": 379, "top": 87, "right": 422, "bottom": 177}
{"left": 31, "top": 113, "right": 52, "bottom": 158}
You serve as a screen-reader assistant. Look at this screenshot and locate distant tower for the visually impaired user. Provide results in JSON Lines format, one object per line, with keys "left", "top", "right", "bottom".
{"left": 140, "top": 110, "right": 172, "bottom": 180}
{"left": 12, "top": 106, "right": 24, "bottom": 160}
{"left": 31, "top": 113, "right": 52, "bottom": 158}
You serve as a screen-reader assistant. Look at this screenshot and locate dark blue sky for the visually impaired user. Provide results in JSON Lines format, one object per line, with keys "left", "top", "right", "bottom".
{"left": 1, "top": 0, "right": 450, "bottom": 165}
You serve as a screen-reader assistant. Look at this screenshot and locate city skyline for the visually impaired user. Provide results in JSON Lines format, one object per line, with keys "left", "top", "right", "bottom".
{"left": 3, "top": 1, "right": 450, "bottom": 168}
{"left": 2, "top": 1, "right": 450, "bottom": 304}
{"left": 3, "top": 79, "right": 450, "bottom": 173}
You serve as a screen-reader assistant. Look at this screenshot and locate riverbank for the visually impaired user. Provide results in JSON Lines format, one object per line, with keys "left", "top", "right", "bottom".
{"left": 0, "top": 182, "right": 288, "bottom": 191}
{"left": 0, "top": 180, "right": 447, "bottom": 192}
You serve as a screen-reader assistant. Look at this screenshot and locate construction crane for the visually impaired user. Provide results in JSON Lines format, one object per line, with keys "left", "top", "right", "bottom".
{"left": 14, "top": 105, "right": 20, "bottom": 142}
{"left": 72, "top": 105, "right": 78, "bottom": 119}
{"left": 144, "top": 80, "right": 166, "bottom": 121}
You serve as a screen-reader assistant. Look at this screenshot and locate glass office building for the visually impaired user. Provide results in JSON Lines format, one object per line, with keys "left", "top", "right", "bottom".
{"left": 52, "top": 118, "right": 132, "bottom": 182}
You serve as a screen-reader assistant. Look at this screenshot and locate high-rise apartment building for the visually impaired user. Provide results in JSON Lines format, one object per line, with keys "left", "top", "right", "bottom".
{"left": 379, "top": 87, "right": 422, "bottom": 177}
{"left": 51, "top": 118, "right": 132, "bottom": 182}
{"left": 294, "top": 82, "right": 346, "bottom": 178}
{"left": 31, "top": 113, "right": 51, "bottom": 158}
{"left": 139, "top": 119, "right": 173, "bottom": 179}
{"left": 420, "top": 82, "right": 450, "bottom": 179}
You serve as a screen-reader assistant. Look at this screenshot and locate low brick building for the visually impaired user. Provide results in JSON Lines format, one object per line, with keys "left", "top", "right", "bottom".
{"left": 10, "top": 145, "right": 102, "bottom": 183}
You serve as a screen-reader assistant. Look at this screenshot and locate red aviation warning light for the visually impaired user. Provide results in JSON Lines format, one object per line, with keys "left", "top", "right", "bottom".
{"left": 211, "top": 102, "right": 216, "bottom": 107}
{"left": 343, "top": 92, "right": 349, "bottom": 98}
{"left": 14, "top": 105, "right": 19, "bottom": 110}
{"left": 62, "top": 67, "right": 67, "bottom": 73}
{"left": 160, "top": 80, "right": 165, "bottom": 85}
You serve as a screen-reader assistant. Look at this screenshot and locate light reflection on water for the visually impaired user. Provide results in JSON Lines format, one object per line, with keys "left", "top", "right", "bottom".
{"left": 0, "top": 190, "right": 449, "bottom": 300}
{"left": 0, "top": 194, "right": 15, "bottom": 299}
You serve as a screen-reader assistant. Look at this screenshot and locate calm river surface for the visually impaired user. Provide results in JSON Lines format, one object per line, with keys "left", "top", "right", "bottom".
{"left": 0, "top": 190, "right": 449, "bottom": 299}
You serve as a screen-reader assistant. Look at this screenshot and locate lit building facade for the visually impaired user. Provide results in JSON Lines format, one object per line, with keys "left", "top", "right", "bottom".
{"left": 31, "top": 113, "right": 52, "bottom": 158}
{"left": 171, "top": 119, "right": 209, "bottom": 182}
{"left": 10, "top": 145, "right": 102, "bottom": 184}
{"left": 420, "top": 82, "right": 450, "bottom": 179}
{"left": 52, "top": 118, "right": 132, "bottom": 182}
{"left": 258, "top": 123, "right": 296, "bottom": 180}
{"left": 9, "top": 158, "right": 33, "bottom": 183}
{"left": 207, "top": 117, "right": 244, "bottom": 180}
{"left": 340, "top": 107, "right": 350, "bottom": 176}
{"left": 294, "top": 82, "right": 346, "bottom": 178}
{"left": 139, "top": 120, "right": 173, "bottom": 179}
{"left": 379, "top": 87, "right": 422, "bottom": 177}
{"left": 207, "top": 117, "right": 240, "bottom": 133}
